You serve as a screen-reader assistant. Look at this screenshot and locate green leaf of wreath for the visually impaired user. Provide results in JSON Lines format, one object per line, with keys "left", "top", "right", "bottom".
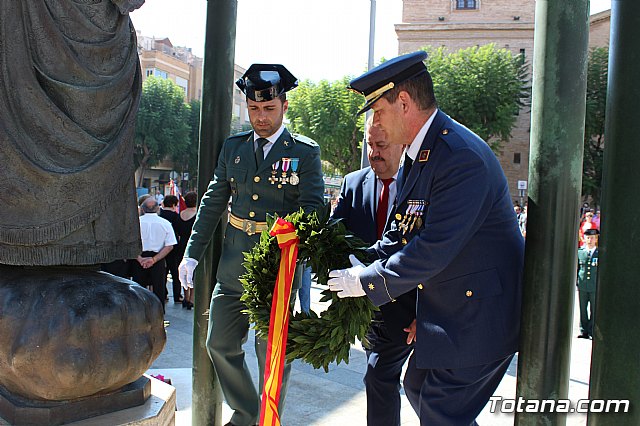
{"left": 240, "top": 203, "right": 377, "bottom": 372}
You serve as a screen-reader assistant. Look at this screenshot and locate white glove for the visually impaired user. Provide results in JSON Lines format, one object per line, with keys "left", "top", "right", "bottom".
{"left": 178, "top": 257, "right": 199, "bottom": 290}
{"left": 328, "top": 255, "right": 366, "bottom": 298}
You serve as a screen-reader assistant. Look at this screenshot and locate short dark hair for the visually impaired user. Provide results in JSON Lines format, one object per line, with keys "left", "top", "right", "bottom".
{"left": 381, "top": 71, "right": 436, "bottom": 111}
{"left": 184, "top": 191, "right": 198, "bottom": 208}
{"left": 163, "top": 195, "right": 179, "bottom": 207}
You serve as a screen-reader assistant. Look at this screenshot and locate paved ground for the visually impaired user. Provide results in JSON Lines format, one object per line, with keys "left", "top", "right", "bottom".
{"left": 148, "top": 279, "right": 594, "bottom": 425}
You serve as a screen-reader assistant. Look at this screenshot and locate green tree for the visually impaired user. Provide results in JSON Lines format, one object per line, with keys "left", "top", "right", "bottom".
{"left": 582, "top": 47, "right": 608, "bottom": 206}
{"left": 170, "top": 98, "right": 200, "bottom": 190}
{"left": 134, "top": 76, "right": 190, "bottom": 187}
{"left": 286, "top": 77, "right": 365, "bottom": 175}
{"left": 425, "top": 44, "right": 530, "bottom": 152}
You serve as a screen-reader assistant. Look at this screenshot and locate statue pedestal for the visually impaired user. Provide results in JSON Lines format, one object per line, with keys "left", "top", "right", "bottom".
{"left": 0, "top": 375, "right": 175, "bottom": 426}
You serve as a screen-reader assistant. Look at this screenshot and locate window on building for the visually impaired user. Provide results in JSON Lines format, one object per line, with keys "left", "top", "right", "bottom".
{"left": 145, "top": 69, "right": 154, "bottom": 77}
{"left": 519, "top": 48, "right": 526, "bottom": 65}
{"left": 514, "top": 153, "right": 521, "bottom": 164}
{"left": 456, "top": 0, "right": 477, "bottom": 10}
{"left": 155, "top": 69, "right": 168, "bottom": 79}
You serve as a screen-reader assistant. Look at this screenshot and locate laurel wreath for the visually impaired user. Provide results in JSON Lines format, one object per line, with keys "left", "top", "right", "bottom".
{"left": 240, "top": 204, "right": 376, "bottom": 372}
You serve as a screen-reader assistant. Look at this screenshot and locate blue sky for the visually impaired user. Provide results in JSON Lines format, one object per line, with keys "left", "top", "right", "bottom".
{"left": 131, "top": 0, "right": 611, "bottom": 83}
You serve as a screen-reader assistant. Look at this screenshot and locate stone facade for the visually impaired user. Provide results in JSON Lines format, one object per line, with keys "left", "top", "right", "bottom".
{"left": 589, "top": 9, "right": 610, "bottom": 48}
{"left": 396, "top": 1, "right": 611, "bottom": 204}
{"left": 397, "top": 0, "right": 535, "bottom": 203}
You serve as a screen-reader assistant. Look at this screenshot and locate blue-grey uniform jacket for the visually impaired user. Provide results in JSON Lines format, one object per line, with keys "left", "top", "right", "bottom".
{"left": 360, "top": 110, "right": 525, "bottom": 370}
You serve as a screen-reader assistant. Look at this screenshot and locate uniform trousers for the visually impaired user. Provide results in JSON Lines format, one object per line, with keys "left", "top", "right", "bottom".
{"left": 131, "top": 250, "right": 166, "bottom": 311}
{"left": 403, "top": 353, "right": 514, "bottom": 426}
{"left": 364, "top": 316, "right": 414, "bottom": 426}
{"left": 206, "top": 274, "right": 300, "bottom": 426}
{"left": 578, "top": 290, "right": 596, "bottom": 336}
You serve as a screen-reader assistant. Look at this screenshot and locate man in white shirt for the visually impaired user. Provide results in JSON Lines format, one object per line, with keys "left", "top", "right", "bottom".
{"left": 132, "top": 197, "right": 177, "bottom": 311}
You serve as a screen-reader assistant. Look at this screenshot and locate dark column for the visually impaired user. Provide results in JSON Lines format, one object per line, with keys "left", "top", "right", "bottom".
{"left": 514, "top": 1, "right": 589, "bottom": 425}
{"left": 192, "top": 1, "right": 237, "bottom": 425}
{"left": 588, "top": 2, "right": 640, "bottom": 424}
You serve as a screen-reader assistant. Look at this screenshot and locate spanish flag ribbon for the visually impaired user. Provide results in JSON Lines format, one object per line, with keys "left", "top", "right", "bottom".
{"left": 260, "top": 218, "right": 299, "bottom": 426}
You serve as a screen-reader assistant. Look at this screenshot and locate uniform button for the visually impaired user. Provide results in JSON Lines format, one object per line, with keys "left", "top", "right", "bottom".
{"left": 249, "top": 211, "right": 256, "bottom": 218}
{"left": 466, "top": 290, "right": 473, "bottom": 297}
{"left": 254, "top": 176, "right": 261, "bottom": 183}
{"left": 442, "top": 129, "right": 449, "bottom": 135}
{"left": 418, "top": 283, "right": 424, "bottom": 290}
{"left": 252, "top": 194, "right": 259, "bottom": 201}
{"left": 395, "top": 213, "right": 402, "bottom": 221}
{"left": 278, "top": 184, "right": 283, "bottom": 189}
{"left": 402, "top": 238, "right": 407, "bottom": 245}
{"left": 230, "top": 177, "right": 235, "bottom": 182}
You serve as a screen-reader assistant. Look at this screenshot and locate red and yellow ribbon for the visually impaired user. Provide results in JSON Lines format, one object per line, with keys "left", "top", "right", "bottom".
{"left": 260, "top": 218, "right": 299, "bottom": 426}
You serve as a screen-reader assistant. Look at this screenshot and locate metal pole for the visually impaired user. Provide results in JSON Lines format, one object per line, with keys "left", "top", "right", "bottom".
{"left": 588, "top": 2, "right": 640, "bottom": 424}
{"left": 361, "top": 0, "right": 376, "bottom": 169}
{"left": 514, "top": 1, "right": 589, "bottom": 425}
{"left": 192, "top": 1, "right": 237, "bottom": 425}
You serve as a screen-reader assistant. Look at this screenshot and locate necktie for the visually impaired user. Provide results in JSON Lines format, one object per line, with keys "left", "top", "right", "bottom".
{"left": 377, "top": 178, "right": 394, "bottom": 239}
{"left": 255, "top": 137, "right": 269, "bottom": 167}
{"left": 402, "top": 154, "right": 413, "bottom": 182}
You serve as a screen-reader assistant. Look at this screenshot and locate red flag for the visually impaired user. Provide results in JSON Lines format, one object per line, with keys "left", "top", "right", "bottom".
{"left": 169, "top": 179, "right": 187, "bottom": 212}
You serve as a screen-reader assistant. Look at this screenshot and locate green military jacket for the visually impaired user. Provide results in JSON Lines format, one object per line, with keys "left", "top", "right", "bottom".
{"left": 185, "top": 128, "right": 324, "bottom": 289}
{"left": 577, "top": 247, "right": 599, "bottom": 292}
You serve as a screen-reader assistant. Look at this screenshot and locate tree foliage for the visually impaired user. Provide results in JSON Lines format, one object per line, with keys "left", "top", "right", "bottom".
{"left": 425, "top": 44, "right": 530, "bottom": 152}
{"left": 582, "top": 47, "right": 608, "bottom": 206}
{"left": 286, "top": 77, "right": 365, "bottom": 176}
{"left": 134, "top": 76, "right": 190, "bottom": 187}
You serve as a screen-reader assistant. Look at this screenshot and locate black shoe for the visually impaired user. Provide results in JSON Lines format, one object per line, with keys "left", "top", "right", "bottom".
{"left": 577, "top": 333, "right": 589, "bottom": 339}
{"left": 186, "top": 301, "right": 193, "bottom": 310}
{"left": 182, "top": 299, "right": 187, "bottom": 308}
{"left": 174, "top": 296, "right": 184, "bottom": 304}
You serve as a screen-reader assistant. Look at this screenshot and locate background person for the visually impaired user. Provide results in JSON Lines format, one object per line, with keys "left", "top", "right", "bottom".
{"left": 176, "top": 191, "right": 198, "bottom": 309}
{"left": 328, "top": 51, "right": 524, "bottom": 425}
{"left": 132, "top": 197, "right": 177, "bottom": 312}
{"left": 577, "top": 228, "right": 599, "bottom": 339}
{"left": 332, "top": 118, "right": 412, "bottom": 426}
{"left": 178, "top": 64, "right": 324, "bottom": 426}
{"left": 159, "top": 194, "right": 182, "bottom": 304}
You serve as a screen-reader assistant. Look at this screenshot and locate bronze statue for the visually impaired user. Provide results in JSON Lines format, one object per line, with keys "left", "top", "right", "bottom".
{"left": 0, "top": 0, "right": 145, "bottom": 266}
{"left": 0, "top": 2, "right": 168, "bottom": 422}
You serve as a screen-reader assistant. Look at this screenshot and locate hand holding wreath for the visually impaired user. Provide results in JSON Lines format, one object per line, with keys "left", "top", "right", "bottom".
{"left": 240, "top": 204, "right": 376, "bottom": 372}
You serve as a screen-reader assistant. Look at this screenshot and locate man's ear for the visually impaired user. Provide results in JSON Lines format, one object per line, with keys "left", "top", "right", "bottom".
{"left": 397, "top": 91, "right": 412, "bottom": 113}
{"left": 282, "top": 100, "right": 289, "bottom": 114}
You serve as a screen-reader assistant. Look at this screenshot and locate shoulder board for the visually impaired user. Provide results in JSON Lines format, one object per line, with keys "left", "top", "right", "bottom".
{"left": 291, "top": 133, "right": 319, "bottom": 147}
{"left": 228, "top": 130, "right": 253, "bottom": 140}
{"left": 438, "top": 127, "right": 466, "bottom": 151}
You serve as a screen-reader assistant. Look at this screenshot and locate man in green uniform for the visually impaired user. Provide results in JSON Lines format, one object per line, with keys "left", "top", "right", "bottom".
{"left": 577, "top": 228, "right": 599, "bottom": 339}
{"left": 178, "top": 64, "right": 324, "bottom": 426}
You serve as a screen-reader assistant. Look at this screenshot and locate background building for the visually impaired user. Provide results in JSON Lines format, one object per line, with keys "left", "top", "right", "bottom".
{"left": 396, "top": 1, "right": 611, "bottom": 204}
{"left": 396, "top": 0, "right": 535, "bottom": 204}
{"left": 136, "top": 33, "right": 250, "bottom": 194}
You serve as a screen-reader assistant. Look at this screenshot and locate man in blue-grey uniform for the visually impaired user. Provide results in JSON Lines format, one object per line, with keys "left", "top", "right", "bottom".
{"left": 178, "top": 64, "right": 324, "bottom": 426}
{"left": 328, "top": 51, "right": 524, "bottom": 425}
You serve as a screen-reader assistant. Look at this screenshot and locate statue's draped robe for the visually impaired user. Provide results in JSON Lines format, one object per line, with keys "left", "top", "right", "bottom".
{"left": 0, "top": 0, "right": 143, "bottom": 265}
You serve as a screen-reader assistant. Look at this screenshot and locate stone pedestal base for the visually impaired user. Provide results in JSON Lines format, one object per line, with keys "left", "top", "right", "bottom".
{"left": 0, "top": 375, "right": 175, "bottom": 426}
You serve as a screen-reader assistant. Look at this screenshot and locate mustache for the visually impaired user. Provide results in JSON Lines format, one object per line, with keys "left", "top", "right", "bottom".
{"left": 370, "top": 156, "right": 385, "bottom": 162}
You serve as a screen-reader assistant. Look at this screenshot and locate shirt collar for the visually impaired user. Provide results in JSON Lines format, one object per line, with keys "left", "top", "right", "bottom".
{"left": 405, "top": 109, "right": 438, "bottom": 161}
{"left": 254, "top": 123, "right": 285, "bottom": 144}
